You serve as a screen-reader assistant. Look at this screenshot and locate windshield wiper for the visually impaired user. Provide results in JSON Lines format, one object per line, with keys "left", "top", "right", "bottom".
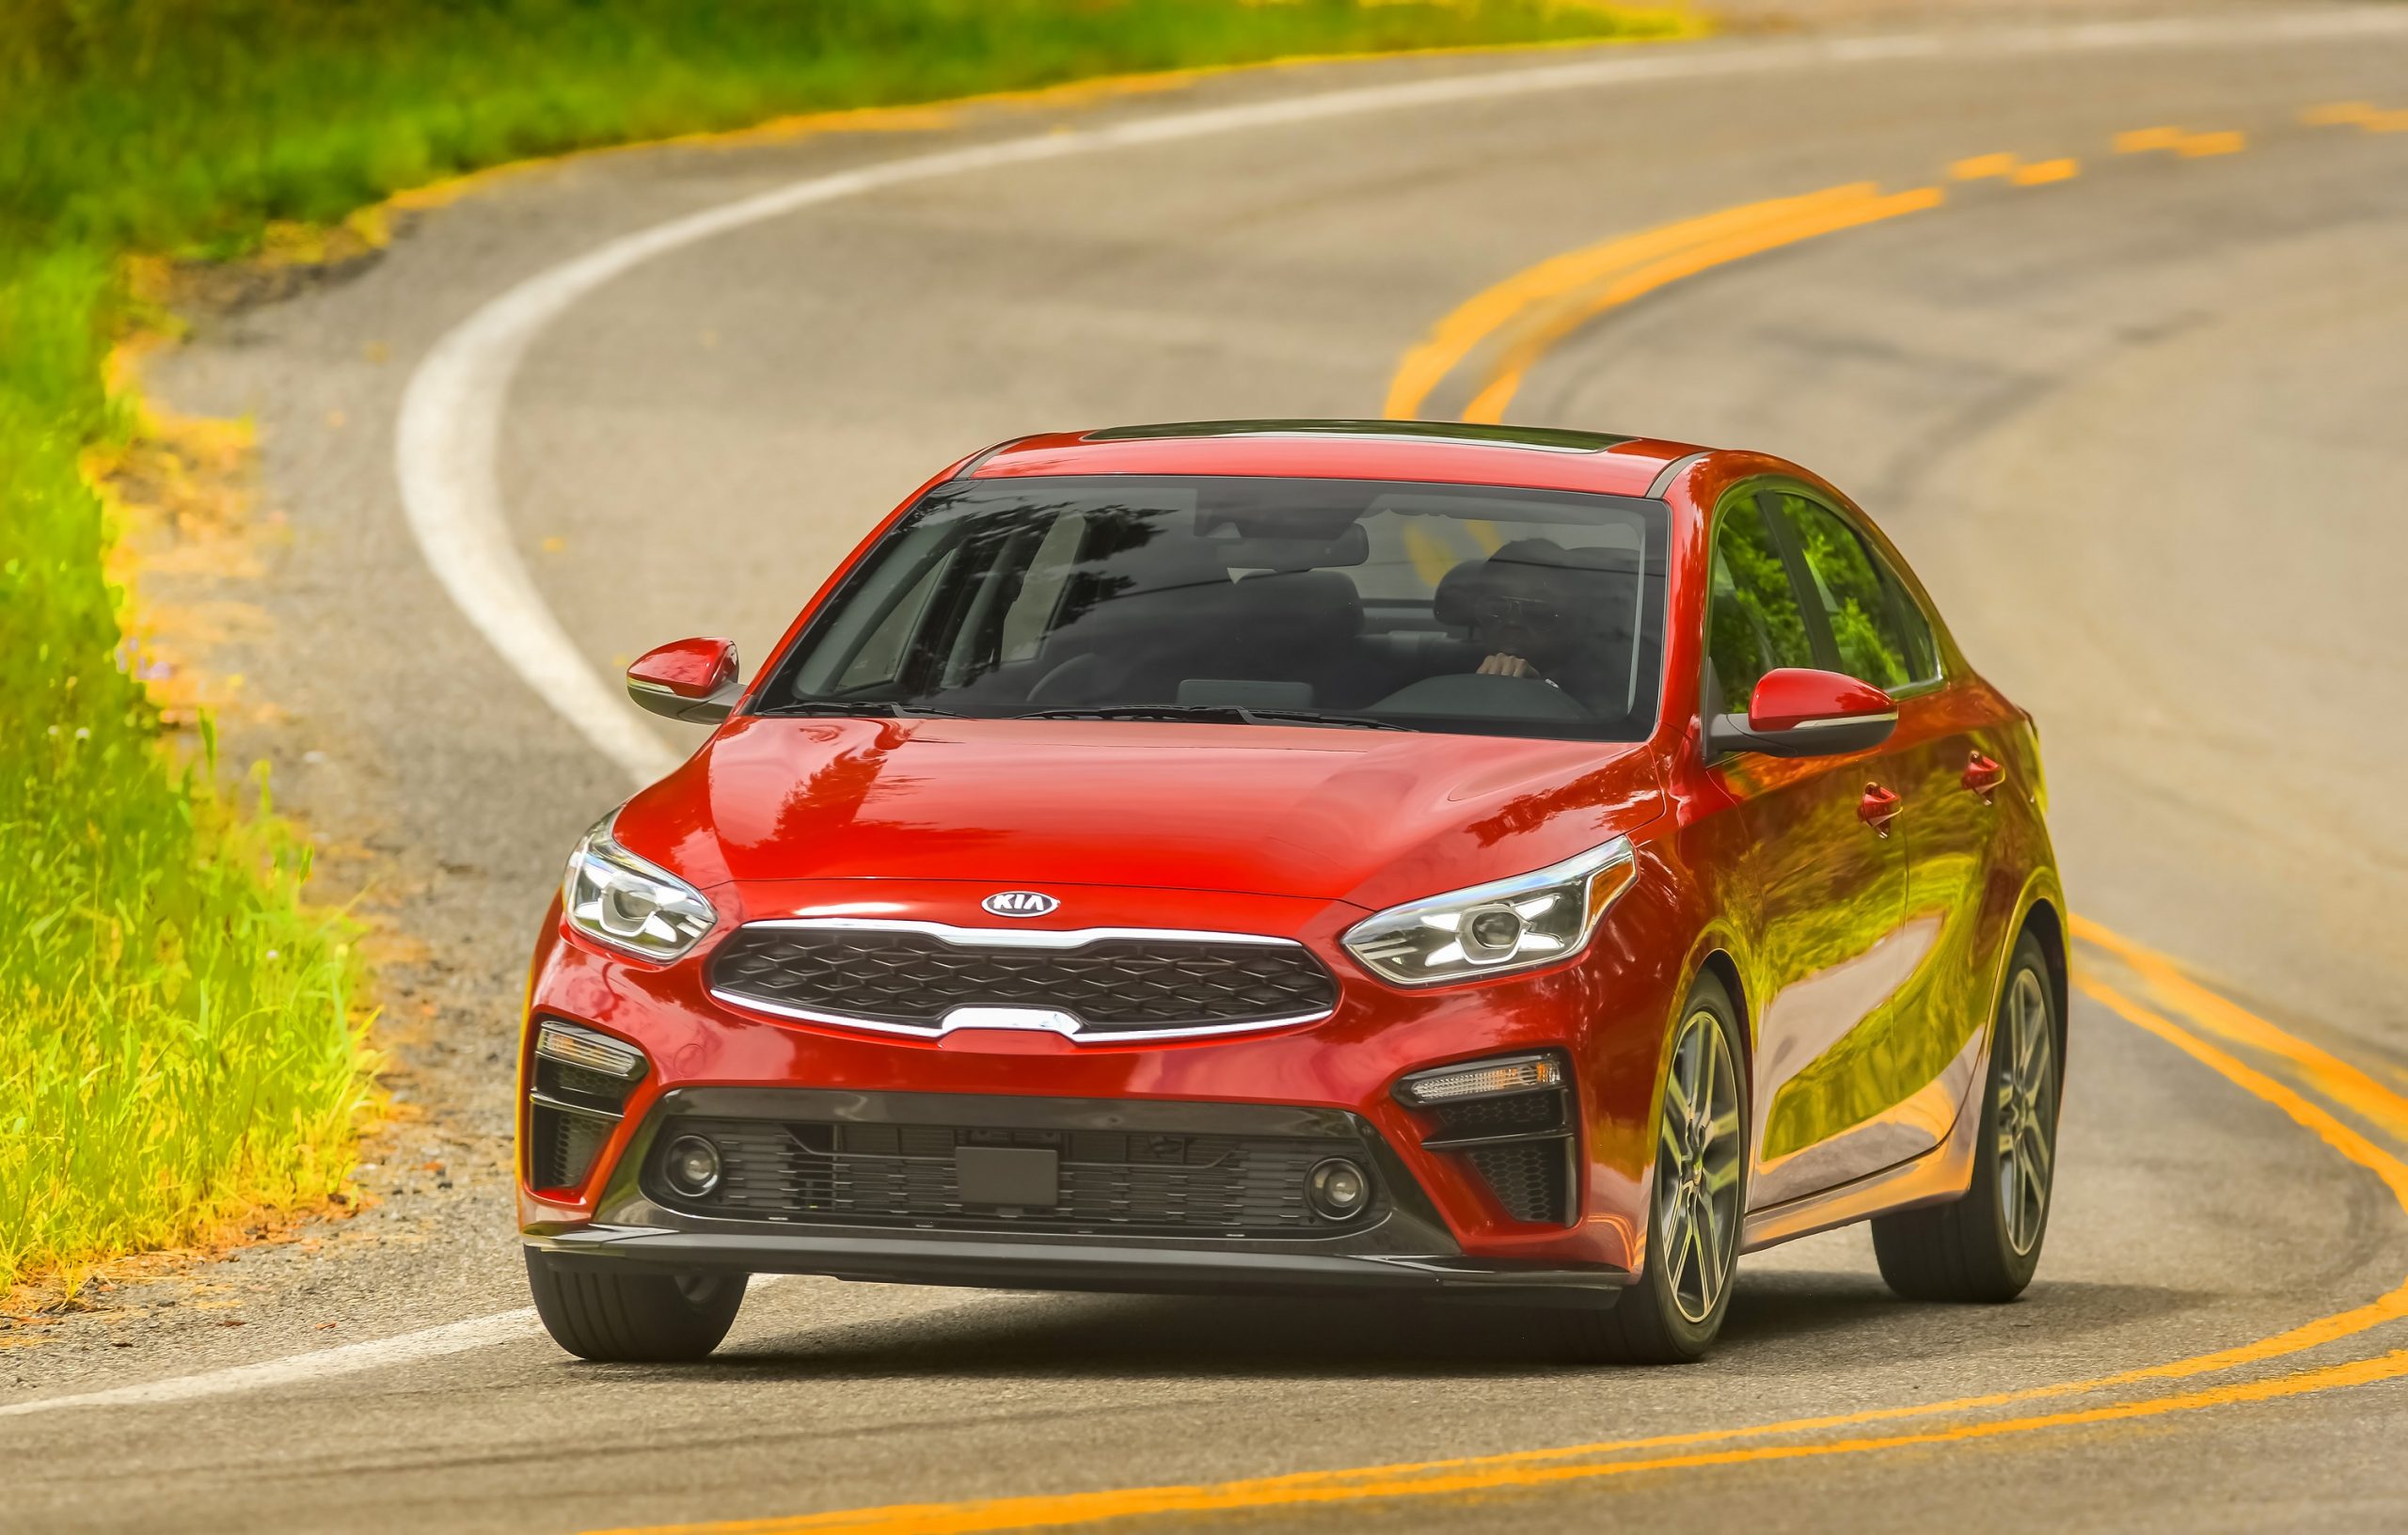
{"left": 1017, "top": 704, "right": 1409, "bottom": 731}
{"left": 757, "top": 701, "right": 963, "bottom": 719}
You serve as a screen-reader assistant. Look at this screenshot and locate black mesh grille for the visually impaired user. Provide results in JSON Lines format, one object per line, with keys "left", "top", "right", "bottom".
{"left": 1432, "top": 1092, "right": 1563, "bottom": 1135}
{"left": 538, "top": 1057, "right": 631, "bottom": 1106}
{"left": 708, "top": 926, "right": 1337, "bottom": 1033}
{"left": 650, "top": 1115, "right": 1378, "bottom": 1234}
{"left": 1467, "top": 1141, "right": 1568, "bottom": 1225}
{"left": 532, "top": 1107, "right": 611, "bottom": 1190}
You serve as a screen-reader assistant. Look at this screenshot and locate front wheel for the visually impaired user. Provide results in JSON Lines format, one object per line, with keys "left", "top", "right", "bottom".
{"left": 1871, "top": 931, "right": 2060, "bottom": 1302}
{"left": 1545, "top": 972, "right": 1747, "bottom": 1364}
{"left": 525, "top": 1248, "right": 747, "bottom": 1362}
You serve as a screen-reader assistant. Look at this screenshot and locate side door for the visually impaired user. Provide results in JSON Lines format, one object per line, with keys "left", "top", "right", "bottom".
{"left": 1765, "top": 488, "right": 1996, "bottom": 1170}
{"left": 1695, "top": 488, "right": 1910, "bottom": 1212}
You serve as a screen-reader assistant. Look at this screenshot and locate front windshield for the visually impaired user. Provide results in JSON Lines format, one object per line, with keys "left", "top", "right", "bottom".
{"left": 757, "top": 475, "right": 1670, "bottom": 741}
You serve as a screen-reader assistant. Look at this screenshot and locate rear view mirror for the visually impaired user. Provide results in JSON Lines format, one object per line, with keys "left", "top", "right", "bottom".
{"left": 626, "top": 638, "right": 741, "bottom": 723}
{"left": 1706, "top": 667, "right": 1896, "bottom": 759}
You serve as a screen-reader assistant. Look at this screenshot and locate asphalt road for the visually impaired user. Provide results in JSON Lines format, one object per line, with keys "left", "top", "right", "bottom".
{"left": 10, "top": 6, "right": 2408, "bottom": 1531}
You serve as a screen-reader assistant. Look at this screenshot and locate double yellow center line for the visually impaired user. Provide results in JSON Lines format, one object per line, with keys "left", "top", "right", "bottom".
{"left": 1384, "top": 182, "right": 1946, "bottom": 425}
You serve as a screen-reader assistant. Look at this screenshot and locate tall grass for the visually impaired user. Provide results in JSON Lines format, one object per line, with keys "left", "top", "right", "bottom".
{"left": 0, "top": 0, "right": 1688, "bottom": 1290}
{"left": 0, "top": 245, "right": 368, "bottom": 1290}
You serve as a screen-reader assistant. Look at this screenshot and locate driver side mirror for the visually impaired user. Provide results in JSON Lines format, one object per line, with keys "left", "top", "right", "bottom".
{"left": 1706, "top": 667, "right": 1896, "bottom": 759}
{"left": 626, "top": 638, "right": 741, "bottom": 723}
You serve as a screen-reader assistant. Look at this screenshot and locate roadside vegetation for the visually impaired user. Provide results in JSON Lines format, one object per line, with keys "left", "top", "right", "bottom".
{"left": 0, "top": 0, "right": 1690, "bottom": 1293}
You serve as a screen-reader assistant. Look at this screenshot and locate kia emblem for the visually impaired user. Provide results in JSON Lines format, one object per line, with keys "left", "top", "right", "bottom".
{"left": 982, "top": 890, "right": 1059, "bottom": 918}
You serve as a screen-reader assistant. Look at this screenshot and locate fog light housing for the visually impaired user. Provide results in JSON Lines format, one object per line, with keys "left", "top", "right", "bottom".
{"left": 663, "top": 1134, "right": 723, "bottom": 1198}
{"left": 1307, "top": 1157, "right": 1370, "bottom": 1221}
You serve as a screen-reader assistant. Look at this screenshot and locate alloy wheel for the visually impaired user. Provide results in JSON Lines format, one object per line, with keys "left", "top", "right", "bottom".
{"left": 1995, "top": 968, "right": 2057, "bottom": 1257}
{"left": 1656, "top": 1006, "right": 1743, "bottom": 1324}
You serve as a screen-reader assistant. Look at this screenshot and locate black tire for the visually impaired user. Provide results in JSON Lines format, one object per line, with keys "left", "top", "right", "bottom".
{"left": 524, "top": 1248, "right": 747, "bottom": 1362}
{"left": 1872, "top": 931, "right": 2060, "bottom": 1303}
{"left": 1546, "top": 971, "right": 1747, "bottom": 1364}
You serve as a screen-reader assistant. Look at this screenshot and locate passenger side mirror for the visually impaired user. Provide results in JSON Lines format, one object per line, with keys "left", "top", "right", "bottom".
{"left": 626, "top": 638, "right": 741, "bottom": 723}
{"left": 1706, "top": 667, "right": 1895, "bottom": 759}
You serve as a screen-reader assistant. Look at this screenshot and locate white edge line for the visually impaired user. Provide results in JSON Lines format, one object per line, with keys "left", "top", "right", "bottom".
{"left": 14, "top": 5, "right": 2386, "bottom": 1427}
{"left": 0, "top": 1308, "right": 545, "bottom": 1418}
{"left": 0, "top": 1274, "right": 800, "bottom": 1420}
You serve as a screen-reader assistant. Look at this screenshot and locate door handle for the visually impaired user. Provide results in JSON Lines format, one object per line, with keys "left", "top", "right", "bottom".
{"left": 1962, "top": 752, "right": 2005, "bottom": 802}
{"left": 1858, "top": 783, "right": 1902, "bottom": 836}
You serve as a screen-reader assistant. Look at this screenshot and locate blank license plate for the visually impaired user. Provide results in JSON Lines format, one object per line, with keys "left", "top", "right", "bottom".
{"left": 956, "top": 1146, "right": 1059, "bottom": 1208}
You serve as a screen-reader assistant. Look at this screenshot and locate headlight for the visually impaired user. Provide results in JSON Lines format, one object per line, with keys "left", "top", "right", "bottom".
{"left": 1341, "top": 837, "right": 1638, "bottom": 988}
{"left": 562, "top": 815, "right": 718, "bottom": 961}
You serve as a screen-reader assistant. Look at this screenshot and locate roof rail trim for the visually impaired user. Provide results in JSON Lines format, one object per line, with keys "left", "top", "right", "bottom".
{"left": 1646, "top": 451, "right": 1710, "bottom": 498}
{"left": 952, "top": 436, "right": 1029, "bottom": 479}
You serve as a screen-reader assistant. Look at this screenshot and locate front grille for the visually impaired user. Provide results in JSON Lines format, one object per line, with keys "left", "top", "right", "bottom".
{"left": 649, "top": 1114, "right": 1380, "bottom": 1234}
{"left": 708, "top": 925, "right": 1338, "bottom": 1036}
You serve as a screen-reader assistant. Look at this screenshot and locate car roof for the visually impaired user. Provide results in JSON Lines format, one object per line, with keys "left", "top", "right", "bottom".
{"left": 964, "top": 419, "right": 1703, "bottom": 499}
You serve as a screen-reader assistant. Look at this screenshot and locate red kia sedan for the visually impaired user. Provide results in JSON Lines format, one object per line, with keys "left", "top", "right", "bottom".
{"left": 518, "top": 420, "right": 2066, "bottom": 1365}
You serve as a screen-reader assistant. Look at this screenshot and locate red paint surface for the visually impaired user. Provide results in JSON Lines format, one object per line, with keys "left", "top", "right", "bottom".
{"left": 1747, "top": 667, "right": 1894, "bottom": 732}
{"left": 626, "top": 636, "right": 737, "bottom": 699}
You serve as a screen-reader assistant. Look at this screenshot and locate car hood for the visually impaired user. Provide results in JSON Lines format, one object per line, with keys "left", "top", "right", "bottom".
{"left": 619, "top": 716, "right": 1665, "bottom": 910}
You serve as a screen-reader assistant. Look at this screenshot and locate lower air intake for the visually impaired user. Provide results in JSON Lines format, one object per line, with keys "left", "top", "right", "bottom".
{"left": 1467, "top": 1141, "right": 1572, "bottom": 1226}
{"left": 647, "top": 1114, "right": 1384, "bottom": 1236}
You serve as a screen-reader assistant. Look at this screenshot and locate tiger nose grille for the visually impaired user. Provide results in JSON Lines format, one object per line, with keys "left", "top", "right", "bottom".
{"left": 649, "top": 1116, "right": 1377, "bottom": 1234}
{"left": 707, "top": 925, "right": 1338, "bottom": 1037}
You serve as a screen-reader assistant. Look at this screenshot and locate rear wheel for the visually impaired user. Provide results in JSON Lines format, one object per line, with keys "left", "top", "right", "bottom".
{"left": 1547, "top": 973, "right": 1746, "bottom": 1364}
{"left": 524, "top": 1248, "right": 747, "bottom": 1362}
{"left": 1871, "top": 932, "right": 2060, "bottom": 1302}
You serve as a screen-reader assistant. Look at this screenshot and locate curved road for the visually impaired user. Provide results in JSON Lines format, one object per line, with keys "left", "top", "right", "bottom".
{"left": 11, "top": 8, "right": 2408, "bottom": 1531}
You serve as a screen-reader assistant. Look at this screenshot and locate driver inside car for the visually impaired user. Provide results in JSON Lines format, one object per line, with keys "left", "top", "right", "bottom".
{"left": 1464, "top": 540, "right": 1582, "bottom": 685}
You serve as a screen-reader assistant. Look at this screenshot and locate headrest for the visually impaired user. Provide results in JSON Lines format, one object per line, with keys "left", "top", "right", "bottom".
{"left": 1232, "top": 569, "right": 1362, "bottom": 645}
{"left": 1433, "top": 558, "right": 1488, "bottom": 630}
{"left": 1435, "top": 538, "right": 1635, "bottom": 631}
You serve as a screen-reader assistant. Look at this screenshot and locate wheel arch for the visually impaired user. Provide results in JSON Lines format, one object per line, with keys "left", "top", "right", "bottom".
{"left": 1695, "top": 947, "right": 1751, "bottom": 1069}
{"left": 2016, "top": 894, "right": 2070, "bottom": 1079}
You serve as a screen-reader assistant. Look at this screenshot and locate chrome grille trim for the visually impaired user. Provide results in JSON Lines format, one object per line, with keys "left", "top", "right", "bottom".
{"left": 737, "top": 917, "right": 1302, "bottom": 949}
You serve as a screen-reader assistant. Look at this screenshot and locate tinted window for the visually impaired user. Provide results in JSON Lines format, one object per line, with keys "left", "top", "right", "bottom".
{"left": 760, "top": 476, "right": 1671, "bottom": 741}
{"left": 1705, "top": 494, "right": 1814, "bottom": 709}
{"left": 1772, "top": 493, "right": 1932, "bottom": 691}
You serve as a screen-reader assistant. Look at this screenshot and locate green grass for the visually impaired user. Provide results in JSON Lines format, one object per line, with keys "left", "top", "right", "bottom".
{"left": 0, "top": 0, "right": 1690, "bottom": 1291}
{"left": 0, "top": 245, "right": 370, "bottom": 1290}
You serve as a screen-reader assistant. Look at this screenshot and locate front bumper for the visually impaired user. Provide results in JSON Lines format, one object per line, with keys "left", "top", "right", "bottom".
{"left": 520, "top": 875, "right": 1677, "bottom": 1280}
{"left": 525, "top": 1085, "right": 1631, "bottom": 1302}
